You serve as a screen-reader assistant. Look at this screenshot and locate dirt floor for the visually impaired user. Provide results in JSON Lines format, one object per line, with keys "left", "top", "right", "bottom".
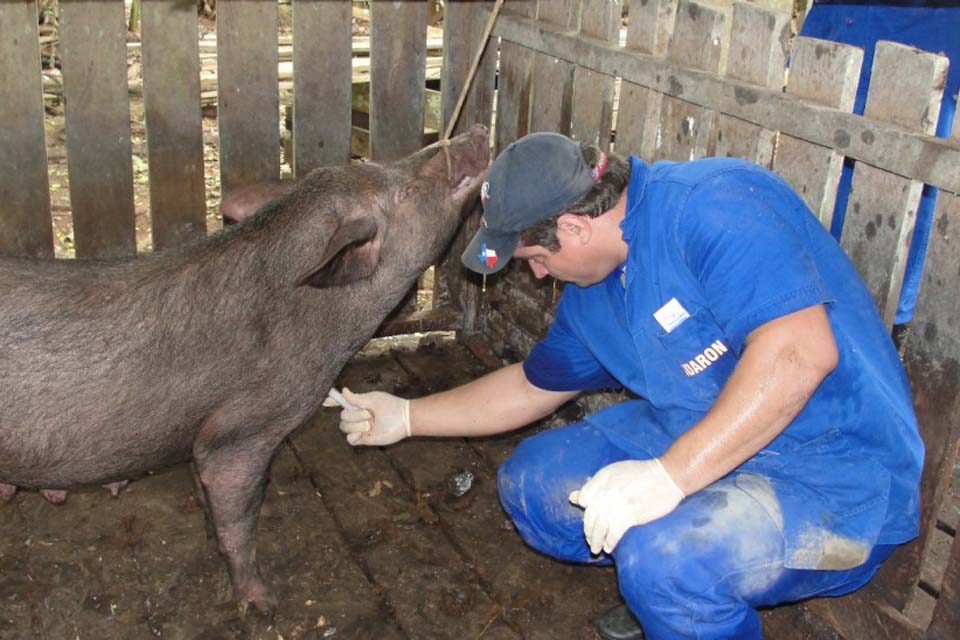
{"left": 0, "top": 336, "right": 624, "bottom": 640}
{"left": 0, "top": 334, "right": 873, "bottom": 640}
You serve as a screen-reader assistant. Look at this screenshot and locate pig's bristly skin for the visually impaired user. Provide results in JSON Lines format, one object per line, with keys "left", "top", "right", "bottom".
{"left": 0, "top": 124, "right": 490, "bottom": 614}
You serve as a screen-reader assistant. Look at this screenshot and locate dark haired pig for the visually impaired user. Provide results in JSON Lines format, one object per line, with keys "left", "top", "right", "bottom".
{"left": 0, "top": 124, "right": 489, "bottom": 614}
{"left": 221, "top": 178, "right": 296, "bottom": 224}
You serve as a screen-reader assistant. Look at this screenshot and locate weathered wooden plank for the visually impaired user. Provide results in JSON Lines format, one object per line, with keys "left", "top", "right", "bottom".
{"left": 261, "top": 444, "right": 406, "bottom": 639}
{"left": 140, "top": 0, "right": 206, "bottom": 251}
{"left": 488, "top": 11, "right": 960, "bottom": 195}
{"left": 712, "top": 2, "right": 788, "bottom": 166}
{"left": 840, "top": 42, "right": 948, "bottom": 327}
{"left": 928, "top": 517, "right": 960, "bottom": 638}
{"left": 437, "top": 0, "right": 496, "bottom": 333}
{"left": 528, "top": 0, "right": 577, "bottom": 135}
{"left": 292, "top": 0, "right": 352, "bottom": 173}
{"left": 389, "top": 343, "right": 620, "bottom": 640}
{"left": 493, "top": 1, "right": 536, "bottom": 155}
{"left": 216, "top": 0, "right": 279, "bottom": 198}
{"left": 773, "top": 37, "right": 863, "bottom": 229}
{"left": 291, "top": 354, "right": 519, "bottom": 639}
{"left": 891, "top": 117, "right": 960, "bottom": 613}
{"left": 654, "top": 0, "right": 726, "bottom": 162}
{"left": 441, "top": 0, "right": 496, "bottom": 138}
{"left": 806, "top": 592, "right": 922, "bottom": 640}
{"left": 614, "top": 0, "right": 676, "bottom": 158}
{"left": 0, "top": 0, "right": 53, "bottom": 258}
{"left": 570, "top": 0, "right": 621, "bottom": 148}
{"left": 58, "top": 0, "right": 136, "bottom": 258}
{"left": 370, "top": 0, "right": 428, "bottom": 162}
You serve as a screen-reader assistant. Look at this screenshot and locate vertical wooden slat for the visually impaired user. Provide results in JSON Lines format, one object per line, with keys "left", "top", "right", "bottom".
{"left": 840, "top": 42, "right": 948, "bottom": 327}
{"left": 653, "top": 0, "right": 726, "bottom": 162}
{"left": 217, "top": 0, "right": 279, "bottom": 198}
{"left": 772, "top": 37, "right": 862, "bottom": 229}
{"left": 58, "top": 0, "right": 136, "bottom": 258}
{"left": 437, "top": 0, "right": 497, "bottom": 333}
{"left": 569, "top": 0, "right": 621, "bottom": 148}
{"left": 370, "top": 0, "right": 428, "bottom": 162}
{"left": 890, "top": 113, "right": 960, "bottom": 617}
{"left": 929, "top": 521, "right": 960, "bottom": 638}
{"left": 441, "top": 0, "right": 496, "bottom": 138}
{"left": 711, "top": 2, "right": 788, "bottom": 166}
{"left": 614, "top": 0, "right": 676, "bottom": 159}
{"left": 493, "top": 1, "right": 536, "bottom": 155}
{"left": 528, "top": 0, "right": 577, "bottom": 135}
{"left": 140, "top": 0, "right": 206, "bottom": 251}
{"left": 0, "top": 0, "right": 53, "bottom": 258}
{"left": 292, "top": 0, "right": 352, "bottom": 173}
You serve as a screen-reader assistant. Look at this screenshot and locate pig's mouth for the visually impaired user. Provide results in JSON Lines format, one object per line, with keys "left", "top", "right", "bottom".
{"left": 451, "top": 172, "right": 483, "bottom": 202}
{"left": 425, "top": 126, "right": 489, "bottom": 204}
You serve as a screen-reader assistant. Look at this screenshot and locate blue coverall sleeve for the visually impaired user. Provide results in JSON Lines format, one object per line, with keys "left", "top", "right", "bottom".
{"left": 677, "top": 169, "right": 834, "bottom": 354}
{"left": 523, "top": 293, "right": 620, "bottom": 392}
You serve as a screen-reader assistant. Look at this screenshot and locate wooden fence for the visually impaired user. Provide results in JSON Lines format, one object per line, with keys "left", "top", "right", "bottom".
{"left": 1, "top": 1, "right": 959, "bottom": 638}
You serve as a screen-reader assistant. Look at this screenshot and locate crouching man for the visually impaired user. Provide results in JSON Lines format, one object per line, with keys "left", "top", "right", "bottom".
{"left": 326, "top": 132, "right": 922, "bottom": 640}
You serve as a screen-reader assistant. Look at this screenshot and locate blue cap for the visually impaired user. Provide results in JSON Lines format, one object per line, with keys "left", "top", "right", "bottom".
{"left": 461, "top": 132, "right": 596, "bottom": 275}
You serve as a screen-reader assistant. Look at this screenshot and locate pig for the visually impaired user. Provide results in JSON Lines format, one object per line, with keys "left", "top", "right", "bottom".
{"left": 220, "top": 178, "right": 297, "bottom": 224}
{"left": 0, "top": 124, "right": 490, "bottom": 614}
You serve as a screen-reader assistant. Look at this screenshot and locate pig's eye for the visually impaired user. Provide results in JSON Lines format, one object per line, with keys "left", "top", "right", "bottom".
{"left": 399, "top": 180, "right": 427, "bottom": 203}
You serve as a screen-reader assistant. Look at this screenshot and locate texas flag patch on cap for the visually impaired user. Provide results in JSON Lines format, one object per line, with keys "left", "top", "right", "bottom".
{"left": 477, "top": 242, "right": 498, "bottom": 269}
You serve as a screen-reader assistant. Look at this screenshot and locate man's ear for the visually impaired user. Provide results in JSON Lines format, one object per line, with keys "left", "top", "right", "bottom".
{"left": 557, "top": 213, "right": 591, "bottom": 245}
{"left": 295, "top": 217, "right": 380, "bottom": 288}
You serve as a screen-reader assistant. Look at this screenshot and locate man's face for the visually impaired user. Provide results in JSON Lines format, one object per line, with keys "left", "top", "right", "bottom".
{"left": 513, "top": 236, "right": 607, "bottom": 287}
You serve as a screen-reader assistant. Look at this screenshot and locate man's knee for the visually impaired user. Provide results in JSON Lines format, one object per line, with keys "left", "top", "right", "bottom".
{"left": 614, "top": 481, "right": 787, "bottom": 603}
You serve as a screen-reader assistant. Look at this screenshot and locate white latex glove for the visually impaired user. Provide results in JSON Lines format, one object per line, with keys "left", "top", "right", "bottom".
{"left": 569, "top": 458, "right": 685, "bottom": 555}
{"left": 322, "top": 387, "right": 411, "bottom": 446}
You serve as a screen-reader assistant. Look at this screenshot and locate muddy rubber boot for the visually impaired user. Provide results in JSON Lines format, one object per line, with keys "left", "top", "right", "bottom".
{"left": 595, "top": 603, "right": 645, "bottom": 640}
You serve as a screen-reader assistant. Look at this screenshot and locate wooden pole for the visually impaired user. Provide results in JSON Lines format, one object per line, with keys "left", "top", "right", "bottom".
{"left": 442, "top": 0, "right": 504, "bottom": 141}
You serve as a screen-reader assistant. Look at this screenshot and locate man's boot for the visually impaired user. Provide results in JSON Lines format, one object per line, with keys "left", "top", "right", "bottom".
{"left": 595, "top": 603, "right": 644, "bottom": 640}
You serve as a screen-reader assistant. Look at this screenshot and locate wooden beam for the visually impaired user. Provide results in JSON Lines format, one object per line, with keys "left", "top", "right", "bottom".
{"left": 490, "top": 10, "right": 960, "bottom": 195}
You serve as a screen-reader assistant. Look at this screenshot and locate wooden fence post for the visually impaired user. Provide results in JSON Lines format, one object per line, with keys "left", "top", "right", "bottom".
{"left": 0, "top": 0, "right": 53, "bottom": 258}
{"left": 840, "top": 41, "right": 949, "bottom": 328}
{"left": 292, "top": 0, "right": 352, "bottom": 173}
{"left": 570, "top": 0, "right": 621, "bottom": 148}
{"left": 217, "top": 1, "right": 280, "bottom": 199}
{"left": 370, "top": 1, "right": 428, "bottom": 162}
{"left": 529, "top": 0, "right": 577, "bottom": 136}
{"left": 653, "top": 0, "right": 727, "bottom": 162}
{"left": 615, "top": 0, "right": 676, "bottom": 159}
{"left": 773, "top": 37, "right": 863, "bottom": 229}
{"left": 141, "top": 0, "right": 207, "bottom": 251}
{"left": 712, "top": 1, "right": 789, "bottom": 166}
{"left": 59, "top": 0, "right": 137, "bottom": 258}
{"left": 494, "top": 1, "right": 536, "bottom": 155}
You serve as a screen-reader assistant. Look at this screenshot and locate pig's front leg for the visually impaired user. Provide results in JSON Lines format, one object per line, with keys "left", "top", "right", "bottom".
{"left": 193, "top": 417, "right": 285, "bottom": 616}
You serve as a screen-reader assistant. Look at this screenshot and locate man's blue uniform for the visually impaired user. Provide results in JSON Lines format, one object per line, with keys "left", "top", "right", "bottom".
{"left": 497, "top": 156, "right": 923, "bottom": 639}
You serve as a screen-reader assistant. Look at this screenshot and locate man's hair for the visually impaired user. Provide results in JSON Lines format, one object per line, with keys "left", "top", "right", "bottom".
{"left": 519, "top": 143, "right": 631, "bottom": 252}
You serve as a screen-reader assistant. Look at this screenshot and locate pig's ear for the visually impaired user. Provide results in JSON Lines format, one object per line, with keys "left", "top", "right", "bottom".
{"left": 295, "top": 218, "right": 380, "bottom": 288}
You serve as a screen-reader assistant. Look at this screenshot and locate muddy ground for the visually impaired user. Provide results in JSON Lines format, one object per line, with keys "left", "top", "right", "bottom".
{"left": 0, "top": 335, "right": 864, "bottom": 640}
{"left": 0, "top": 337, "right": 625, "bottom": 640}
{"left": 0, "top": 335, "right": 850, "bottom": 640}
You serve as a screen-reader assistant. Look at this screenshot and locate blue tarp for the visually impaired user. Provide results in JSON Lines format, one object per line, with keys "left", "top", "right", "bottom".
{"left": 798, "top": 0, "right": 960, "bottom": 324}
